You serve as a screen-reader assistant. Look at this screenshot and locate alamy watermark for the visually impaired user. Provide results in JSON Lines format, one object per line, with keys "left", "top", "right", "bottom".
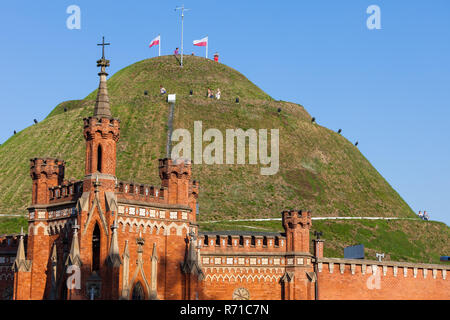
{"left": 66, "top": 265, "right": 81, "bottom": 290}
{"left": 366, "top": 5, "right": 381, "bottom": 30}
{"left": 366, "top": 265, "right": 382, "bottom": 290}
{"left": 66, "top": 5, "right": 81, "bottom": 30}
{"left": 171, "top": 121, "right": 279, "bottom": 175}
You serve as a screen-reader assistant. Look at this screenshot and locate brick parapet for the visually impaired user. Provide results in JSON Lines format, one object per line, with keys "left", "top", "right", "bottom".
{"left": 317, "top": 258, "right": 450, "bottom": 280}
{"left": 198, "top": 231, "right": 287, "bottom": 253}
{"left": 117, "top": 181, "right": 166, "bottom": 203}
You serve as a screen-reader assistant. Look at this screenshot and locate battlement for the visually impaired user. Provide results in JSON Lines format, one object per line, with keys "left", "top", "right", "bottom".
{"left": 117, "top": 180, "right": 166, "bottom": 203}
{"left": 0, "top": 234, "right": 26, "bottom": 249}
{"left": 29, "top": 158, "right": 65, "bottom": 181}
{"left": 199, "top": 231, "right": 286, "bottom": 253}
{"left": 159, "top": 158, "right": 192, "bottom": 181}
{"left": 48, "top": 180, "right": 83, "bottom": 204}
{"left": 83, "top": 116, "right": 120, "bottom": 141}
{"left": 30, "top": 158, "right": 66, "bottom": 205}
{"left": 158, "top": 158, "right": 194, "bottom": 206}
{"left": 282, "top": 210, "right": 312, "bottom": 230}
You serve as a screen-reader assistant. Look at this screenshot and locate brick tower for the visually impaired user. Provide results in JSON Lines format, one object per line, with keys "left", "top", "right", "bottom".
{"left": 281, "top": 210, "right": 316, "bottom": 300}
{"left": 73, "top": 38, "right": 121, "bottom": 300}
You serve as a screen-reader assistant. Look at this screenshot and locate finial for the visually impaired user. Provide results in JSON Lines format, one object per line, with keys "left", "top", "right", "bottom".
{"left": 94, "top": 37, "right": 112, "bottom": 118}
{"left": 97, "top": 36, "right": 110, "bottom": 62}
{"left": 314, "top": 231, "right": 323, "bottom": 240}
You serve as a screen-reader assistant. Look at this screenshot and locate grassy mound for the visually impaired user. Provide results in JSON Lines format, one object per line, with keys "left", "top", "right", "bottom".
{"left": 0, "top": 55, "right": 415, "bottom": 220}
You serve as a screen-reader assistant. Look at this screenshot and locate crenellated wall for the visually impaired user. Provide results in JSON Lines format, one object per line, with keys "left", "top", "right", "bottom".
{"left": 316, "top": 258, "right": 450, "bottom": 300}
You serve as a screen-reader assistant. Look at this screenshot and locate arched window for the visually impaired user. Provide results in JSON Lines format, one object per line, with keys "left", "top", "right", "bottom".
{"left": 92, "top": 224, "right": 101, "bottom": 271}
{"left": 97, "top": 145, "right": 102, "bottom": 173}
{"left": 132, "top": 282, "right": 145, "bottom": 300}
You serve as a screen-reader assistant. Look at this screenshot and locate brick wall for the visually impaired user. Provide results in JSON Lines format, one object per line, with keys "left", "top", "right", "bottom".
{"left": 317, "top": 258, "right": 450, "bottom": 300}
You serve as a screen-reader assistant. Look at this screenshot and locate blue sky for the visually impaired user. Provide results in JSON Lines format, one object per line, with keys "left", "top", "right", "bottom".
{"left": 0, "top": 1, "right": 449, "bottom": 225}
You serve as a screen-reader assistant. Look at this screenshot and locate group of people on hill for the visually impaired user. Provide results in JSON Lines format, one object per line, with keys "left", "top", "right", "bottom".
{"left": 418, "top": 211, "right": 430, "bottom": 221}
{"left": 160, "top": 84, "right": 221, "bottom": 100}
{"left": 207, "top": 88, "right": 221, "bottom": 100}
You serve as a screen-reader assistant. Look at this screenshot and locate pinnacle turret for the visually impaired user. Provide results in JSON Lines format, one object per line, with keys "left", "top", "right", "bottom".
{"left": 93, "top": 36, "right": 112, "bottom": 118}
{"left": 107, "top": 215, "right": 122, "bottom": 268}
{"left": 65, "top": 224, "right": 82, "bottom": 267}
{"left": 12, "top": 228, "right": 31, "bottom": 272}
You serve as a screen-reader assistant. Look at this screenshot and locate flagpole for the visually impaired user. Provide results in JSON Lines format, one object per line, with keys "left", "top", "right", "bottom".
{"left": 175, "top": 5, "right": 190, "bottom": 68}
{"left": 181, "top": 11, "right": 184, "bottom": 66}
{"left": 206, "top": 35, "right": 208, "bottom": 59}
{"left": 159, "top": 34, "right": 161, "bottom": 57}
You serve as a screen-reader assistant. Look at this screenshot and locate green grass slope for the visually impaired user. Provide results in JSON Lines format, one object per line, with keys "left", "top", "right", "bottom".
{"left": 0, "top": 56, "right": 415, "bottom": 220}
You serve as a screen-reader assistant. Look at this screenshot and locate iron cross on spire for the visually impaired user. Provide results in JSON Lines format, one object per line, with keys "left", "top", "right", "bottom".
{"left": 97, "top": 36, "right": 110, "bottom": 60}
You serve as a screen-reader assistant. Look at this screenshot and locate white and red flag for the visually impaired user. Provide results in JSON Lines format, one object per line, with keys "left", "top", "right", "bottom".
{"left": 193, "top": 36, "right": 209, "bottom": 58}
{"left": 193, "top": 36, "right": 208, "bottom": 47}
{"left": 149, "top": 35, "right": 161, "bottom": 56}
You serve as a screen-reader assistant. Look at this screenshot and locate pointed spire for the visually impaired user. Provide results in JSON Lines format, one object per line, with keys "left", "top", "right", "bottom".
{"left": 94, "top": 37, "right": 112, "bottom": 118}
{"left": 151, "top": 243, "right": 158, "bottom": 261}
{"left": 107, "top": 215, "right": 122, "bottom": 268}
{"left": 12, "top": 228, "right": 31, "bottom": 272}
{"left": 181, "top": 230, "right": 204, "bottom": 280}
{"left": 65, "top": 224, "right": 82, "bottom": 267}
{"left": 123, "top": 240, "right": 130, "bottom": 259}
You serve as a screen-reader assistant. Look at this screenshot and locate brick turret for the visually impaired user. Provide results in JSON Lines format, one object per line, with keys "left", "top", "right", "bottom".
{"left": 82, "top": 53, "right": 120, "bottom": 194}
{"left": 282, "top": 210, "right": 312, "bottom": 253}
{"left": 159, "top": 158, "right": 191, "bottom": 205}
{"left": 30, "top": 158, "right": 65, "bottom": 205}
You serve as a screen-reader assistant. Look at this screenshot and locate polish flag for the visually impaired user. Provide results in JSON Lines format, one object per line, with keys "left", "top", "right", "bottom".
{"left": 149, "top": 35, "right": 160, "bottom": 48}
{"left": 193, "top": 36, "right": 208, "bottom": 47}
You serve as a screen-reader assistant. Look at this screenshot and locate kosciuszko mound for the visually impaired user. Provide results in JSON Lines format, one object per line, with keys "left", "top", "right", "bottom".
{"left": 0, "top": 55, "right": 415, "bottom": 220}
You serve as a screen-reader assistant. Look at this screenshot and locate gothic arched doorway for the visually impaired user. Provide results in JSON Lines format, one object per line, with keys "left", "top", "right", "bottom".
{"left": 132, "top": 282, "right": 145, "bottom": 300}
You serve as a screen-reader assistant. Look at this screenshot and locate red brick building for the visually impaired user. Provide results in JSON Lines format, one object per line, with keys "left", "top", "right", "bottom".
{"left": 0, "top": 53, "right": 449, "bottom": 300}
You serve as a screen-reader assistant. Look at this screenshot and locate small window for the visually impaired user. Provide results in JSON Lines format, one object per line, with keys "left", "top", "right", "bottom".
{"left": 263, "top": 237, "right": 268, "bottom": 247}
{"left": 204, "top": 235, "right": 209, "bottom": 246}
{"left": 216, "top": 235, "right": 220, "bottom": 246}
{"left": 97, "top": 145, "right": 102, "bottom": 173}
{"left": 251, "top": 236, "right": 256, "bottom": 246}
{"left": 227, "top": 236, "right": 232, "bottom": 246}
{"left": 275, "top": 237, "right": 280, "bottom": 247}
{"left": 239, "top": 236, "right": 244, "bottom": 246}
{"left": 92, "top": 224, "right": 101, "bottom": 271}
